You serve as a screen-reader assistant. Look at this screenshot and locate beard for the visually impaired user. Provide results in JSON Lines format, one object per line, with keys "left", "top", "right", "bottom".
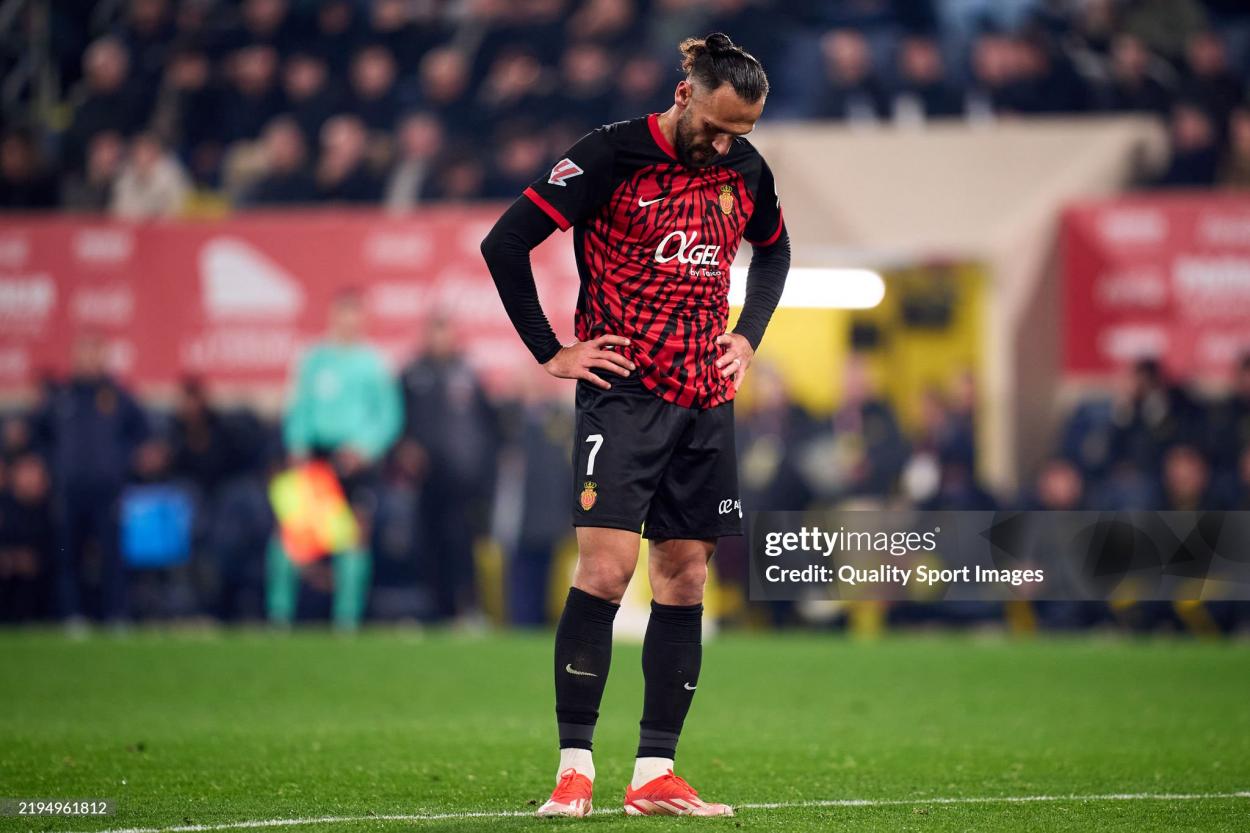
{"left": 674, "top": 109, "right": 721, "bottom": 168}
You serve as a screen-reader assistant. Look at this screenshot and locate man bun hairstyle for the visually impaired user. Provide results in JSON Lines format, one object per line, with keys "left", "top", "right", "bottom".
{"left": 679, "top": 33, "right": 769, "bottom": 102}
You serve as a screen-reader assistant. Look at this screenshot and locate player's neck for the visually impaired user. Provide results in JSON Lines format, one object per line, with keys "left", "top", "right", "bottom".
{"left": 655, "top": 107, "right": 679, "bottom": 151}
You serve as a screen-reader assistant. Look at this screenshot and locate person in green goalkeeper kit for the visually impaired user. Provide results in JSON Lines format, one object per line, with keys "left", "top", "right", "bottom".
{"left": 268, "top": 288, "right": 403, "bottom": 630}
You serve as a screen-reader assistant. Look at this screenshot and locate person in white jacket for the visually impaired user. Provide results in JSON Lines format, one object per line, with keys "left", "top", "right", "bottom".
{"left": 111, "top": 132, "right": 191, "bottom": 219}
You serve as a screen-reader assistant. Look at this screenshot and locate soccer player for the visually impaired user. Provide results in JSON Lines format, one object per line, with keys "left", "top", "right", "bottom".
{"left": 481, "top": 33, "right": 789, "bottom": 818}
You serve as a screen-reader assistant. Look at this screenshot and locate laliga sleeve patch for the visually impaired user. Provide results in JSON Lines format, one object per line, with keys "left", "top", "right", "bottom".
{"left": 548, "top": 158, "right": 584, "bottom": 187}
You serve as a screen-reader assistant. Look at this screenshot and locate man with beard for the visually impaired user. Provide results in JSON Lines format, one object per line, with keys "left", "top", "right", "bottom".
{"left": 481, "top": 33, "right": 790, "bottom": 819}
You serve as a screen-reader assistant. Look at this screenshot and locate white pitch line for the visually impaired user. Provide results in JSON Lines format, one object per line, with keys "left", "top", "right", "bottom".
{"left": 66, "top": 790, "right": 1250, "bottom": 833}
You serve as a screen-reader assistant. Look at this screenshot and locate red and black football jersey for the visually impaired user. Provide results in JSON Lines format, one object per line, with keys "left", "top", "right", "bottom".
{"left": 523, "top": 113, "right": 785, "bottom": 409}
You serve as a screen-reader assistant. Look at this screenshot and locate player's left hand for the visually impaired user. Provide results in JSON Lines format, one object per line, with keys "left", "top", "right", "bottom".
{"left": 715, "top": 333, "right": 754, "bottom": 387}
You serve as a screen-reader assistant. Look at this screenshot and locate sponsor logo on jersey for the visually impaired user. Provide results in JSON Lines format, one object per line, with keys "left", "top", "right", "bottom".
{"left": 548, "top": 158, "right": 584, "bottom": 187}
{"left": 718, "top": 184, "right": 735, "bottom": 216}
{"left": 718, "top": 498, "right": 741, "bottom": 517}
{"left": 654, "top": 230, "right": 721, "bottom": 266}
{"left": 580, "top": 481, "right": 598, "bottom": 511}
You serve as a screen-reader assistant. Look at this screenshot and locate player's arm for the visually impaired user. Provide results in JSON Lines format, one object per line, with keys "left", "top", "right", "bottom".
{"left": 717, "top": 159, "right": 791, "bottom": 386}
{"left": 480, "top": 130, "right": 634, "bottom": 389}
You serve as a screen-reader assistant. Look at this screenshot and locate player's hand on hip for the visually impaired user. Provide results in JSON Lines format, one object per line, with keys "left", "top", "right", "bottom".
{"left": 544, "top": 334, "right": 634, "bottom": 389}
{"left": 715, "top": 333, "right": 754, "bottom": 387}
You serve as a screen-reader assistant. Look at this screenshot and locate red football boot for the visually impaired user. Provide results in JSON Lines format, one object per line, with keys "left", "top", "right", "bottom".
{"left": 535, "top": 768, "right": 594, "bottom": 818}
{"left": 623, "top": 769, "right": 733, "bottom": 817}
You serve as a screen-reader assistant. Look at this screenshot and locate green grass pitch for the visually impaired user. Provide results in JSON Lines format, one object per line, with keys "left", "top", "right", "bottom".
{"left": 1, "top": 630, "right": 1248, "bottom": 832}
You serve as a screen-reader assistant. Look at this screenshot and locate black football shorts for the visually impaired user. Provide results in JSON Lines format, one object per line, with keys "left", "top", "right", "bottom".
{"left": 571, "top": 373, "right": 742, "bottom": 540}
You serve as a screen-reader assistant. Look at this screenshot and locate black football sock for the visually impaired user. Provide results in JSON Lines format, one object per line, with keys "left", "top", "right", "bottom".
{"left": 554, "top": 587, "right": 620, "bottom": 751}
{"left": 637, "top": 600, "right": 703, "bottom": 760}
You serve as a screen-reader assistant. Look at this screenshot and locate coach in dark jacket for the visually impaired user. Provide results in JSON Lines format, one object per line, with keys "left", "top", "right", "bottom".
{"left": 34, "top": 334, "right": 149, "bottom": 623}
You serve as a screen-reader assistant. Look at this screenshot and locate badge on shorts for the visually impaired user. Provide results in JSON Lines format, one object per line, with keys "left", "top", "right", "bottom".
{"left": 718, "top": 184, "right": 735, "bottom": 215}
{"left": 579, "top": 481, "right": 598, "bottom": 511}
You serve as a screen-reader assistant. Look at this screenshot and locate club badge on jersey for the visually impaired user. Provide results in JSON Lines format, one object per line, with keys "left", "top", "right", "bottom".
{"left": 718, "top": 185, "right": 735, "bottom": 215}
{"left": 579, "top": 481, "right": 598, "bottom": 511}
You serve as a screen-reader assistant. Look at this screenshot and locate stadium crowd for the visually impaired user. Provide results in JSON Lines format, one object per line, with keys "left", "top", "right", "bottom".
{"left": 2, "top": 313, "right": 1249, "bottom": 631}
{"left": 4, "top": 0, "right": 1250, "bottom": 212}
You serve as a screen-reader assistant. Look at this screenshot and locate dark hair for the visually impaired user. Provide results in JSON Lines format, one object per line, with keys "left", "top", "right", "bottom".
{"left": 679, "top": 33, "right": 769, "bottom": 102}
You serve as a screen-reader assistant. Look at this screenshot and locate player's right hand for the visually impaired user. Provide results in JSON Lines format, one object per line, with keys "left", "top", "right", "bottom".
{"left": 544, "top": 335, "right": 634, "bottom": 389}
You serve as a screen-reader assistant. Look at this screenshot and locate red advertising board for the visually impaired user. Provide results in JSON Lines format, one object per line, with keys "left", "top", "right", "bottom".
{"left": 0, "top": 209, "right": 581, "bottom": 395}
{"left": 1063, "top": 194, "right": 1250, "bottom": 378}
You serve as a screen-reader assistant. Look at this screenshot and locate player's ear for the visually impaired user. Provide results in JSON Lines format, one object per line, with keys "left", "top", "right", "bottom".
{"left": 674, "top": 79, "right": 692, "bottom": 108}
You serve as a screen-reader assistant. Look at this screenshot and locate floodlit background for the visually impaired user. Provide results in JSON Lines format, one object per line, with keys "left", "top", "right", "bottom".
{"left": 3, "top": 0, "right": 1250, "bottom": 635}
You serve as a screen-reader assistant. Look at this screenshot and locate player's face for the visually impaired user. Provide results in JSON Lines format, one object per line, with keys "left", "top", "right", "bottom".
{"left": 330, "top": 297, "right": 365, "bottom": 341}
{"left": 674, "top": 81, "right": 764, "bottom": 168}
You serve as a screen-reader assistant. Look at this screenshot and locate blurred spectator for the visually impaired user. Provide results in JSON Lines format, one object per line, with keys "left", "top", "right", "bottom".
{"left": 0, "top": 453, "right": 54, "bottom": 621}
{"left": 168, "top": 378, "right": 240, "bottom": 499}
{"left": 282, "top": 51, "right": 343, "bottom": 151}
{"left": 484, "top": 122, "right": 549, "bottom": 198}
{"left": 494, "top": 374, "right": 573, "bottom": 627}
{"left": 476, "top": 47, "right": 554, "bottom": 129}
{"left": 1209, "top": 353, "right": 1250, "bottom": 463}
{"left": 1009, "top": 28, "right": 1092, "bottom": 114}
{"left": 1219, "top": 105, "right": 1250, "bottom": 187}
{"left": 813, "top": 29, "right": 887, "bottom": 123}
{"left": 111, "top": 132, "right": 192, "bottom": 219}
{"left": 1178, "top": 31, "right": 1244, "bottom": 124}
{"left": 1028, "top": 457, "right": 1088, "bottom": 510}
{"left": 34, "top": 333, "right": 149, "bottom": 624}
{"left": 1104, "top": 33, "right": 1175, "bottom": 115}
{"left": 1073, "top": 0, "right": 1119, "bottom": 58}
{"left": 414, "top": 47, "right": 475, "bottom": 133}
{"left": 384, "top": 112, "right": 444, "bottom": 212}
{"left": 270, "top": 289, "right": 403, "bottom": 630}
{"left": 240, "top": 117, "right": 316, "bottom": 206}
{"left": 224, "top": 0, "right": 298, "bottom": 57}
{"left": 151, "top": 44, "right": 224, "bottom": 186}
{"left": 552, "top": 41, "right": 616, "bottom": 131}
{"left": 1236, "top": 447, "right": 1250, "bottom": 508}
{"left": 892, "top": 35, "right": 962, "bottom": 123}
{"left": 473, "top": 0, "right": 567, "bottom": 73}
{"left": 2, "top": 415, "right": 35, "bottom": 464}
{"left": 172, "top": 0, "right": 214, "bottom": 45}
{"left": 0, "top": 129, "right": 59, "bottom": 210}
{"left": 920, "top": 459, "right": 998, "bottom": 510}
{"left": 1121, "top": 0, "right": 1209, "bottom": 65}
{"left": 422, "top": 149, "right": 486, "bottom": 202}
{"left": 567, "top": 0, "right": 637, "bottom": 45}
{"left": 119, "top": 0, "right": 175, "bottom": 99}
{"left": 1108, "top": 358, "right": 1204, "bottom": 473}
{"left": 611, "top": 55, "right": 669, "bottom": 122}
{"left": 798, "top": 356, "right": 906, "bottom": 501}
{"left": 220, "top": 45, "right": 283, "bottom": 145}
{"left": 1160, "top": 444, "right": 1215, "bottom": 509}
{"left": 309, "top": 0, "right": 365, "bottom": 76}
{"left": 62, "top": 131, "right": 125, "bottom": 212}
{"left": 369, "top": 0, "right": 450, "bottom": 77}
{"left": 399, "top": 315, "right": 500, "bottom": 623}
{"left": 315, "top": 115, "right": 383, "bottom": 203}
{"left": 966, "top": 31, "right": 1016, "bottom": 120}
{"left": 62, "top": 36, "right": 151, "bottom": 173}
{"left": 347, "top": 45, "right": 401, "bottom": 136}
{"left": 737, "top": 364, "right": 812, "bottom": 511}
{"left": 1154, "top": 101, "right": 1221, "bottom": 186}
{"left": 905, "top": 386, "right": 986, "bottom": 509}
